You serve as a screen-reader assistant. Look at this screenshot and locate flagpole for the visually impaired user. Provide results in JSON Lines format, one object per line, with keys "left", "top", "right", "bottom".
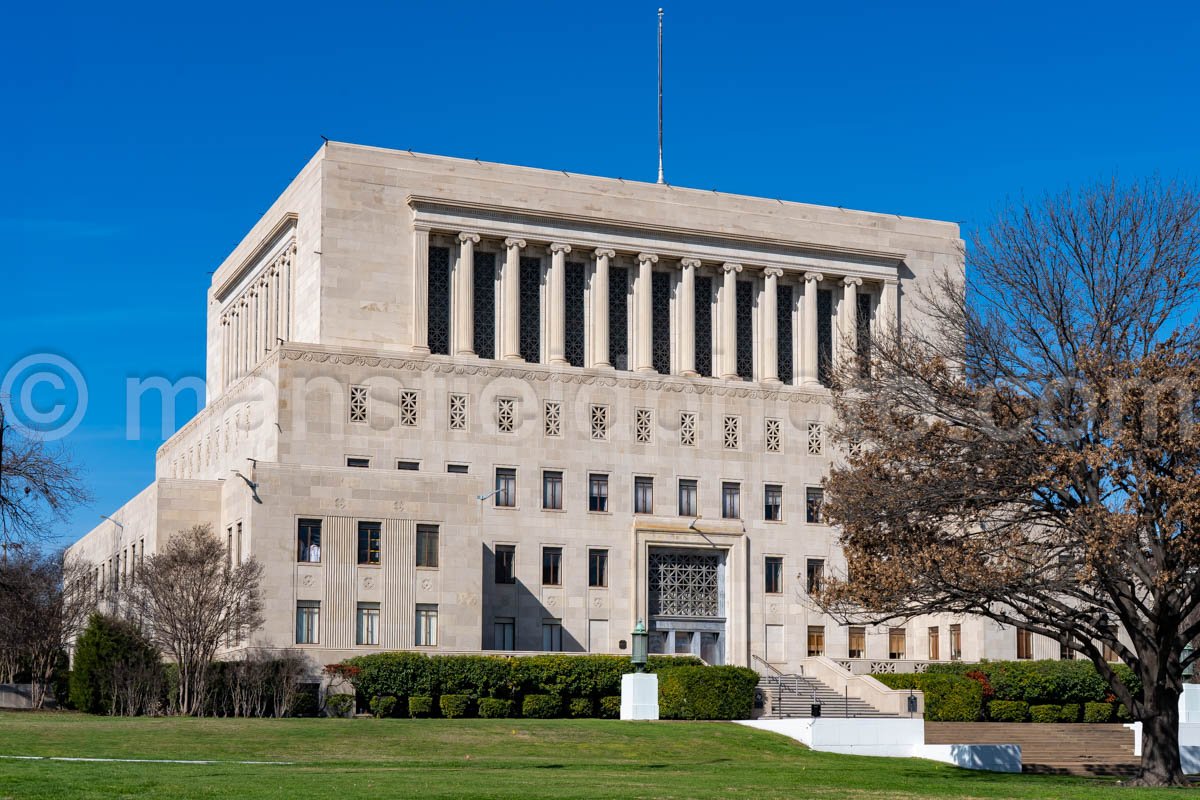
{"left": 657, "top": 7, "right": 665, "bottom": 185}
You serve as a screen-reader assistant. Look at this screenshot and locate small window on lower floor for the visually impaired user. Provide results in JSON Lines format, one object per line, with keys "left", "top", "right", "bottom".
{"left": 588, "top": 474, "right": 609, "bottom": 512}
{"left": 543, "top": 619, "right": 563, "bottom": 652}
{"left": 889, "top": 627, "right": 907, "bottom": 660}
{"left": 296, "top": 601, "right": 320, "bottom": 644}
{"left": 848, "top": 626, "right": 866, "bottom": 659}
{"left": 357, "top": 603, "right": 380, "bottom": 646}
{"left": 928, "top": 626, "right": 940, "bottom": 661}
{"left": 949, "top": 624, "right": 962, "bottom": 660}
{"left": 447, "top": 463, "right": 469, "bottom": 474}
{"left": 346, "top": 457, "right": 370, "bottom": 469}
{"left": 494, "top": 617, "right": 515, "bottom": 651}
{"left": 415, "top": 604, "right": 438, "bottom": 646}
{"left": 397, "top": 460, "right": 420, "bottom": 471}
{"left": 764, "top": 484, "right": 783, "bottom": 521}
{"left": 416, "top": 524, "right": 439, "bottom": 568}
{"left": 588, "top": 549, "right": 608, "bottom": 588}
{"left": 1016, "top": 626, "right": 1033, "bottom": 660}
{"left": 807, "top": 625, "right": 825, "bottom": 657}
{"left": 764, "top": 556, "right": 783, "bottom": 594}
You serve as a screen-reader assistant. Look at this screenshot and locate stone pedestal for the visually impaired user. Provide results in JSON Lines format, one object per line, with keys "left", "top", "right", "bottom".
{"left": 620, "top": 672, "right": 659, "bottom": 720}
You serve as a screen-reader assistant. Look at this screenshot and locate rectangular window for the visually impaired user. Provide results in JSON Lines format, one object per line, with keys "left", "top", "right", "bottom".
{"left": 889, "top": 627, "right": 907, "bottom": 660}
{"left": 848, "top": 626, "right": 866, "bottom": 659}
{"left": 678, "top": 479, "right": 698, "bottom": 517}
{"left": 416, "top": 524, "right": 439, "bottom": 568}
{"left": 346, "top": 457, "right": 370, "bottom": 469}
{"left": 495, "top": 544, "right": 516, "bottom": 584}
{"left": 542, "top": 547, "right": 562, "bottom": 586}
{"left": 415, "top": 604, "right": 438, "bottom": 646}
{"left": 588, "top": 473, "right": 609, "bottom": 512}
{"left": 542, "top": 470, "right": 563, "bottom": 510}
{"left": 928, "top": 627, "right": 940, "bottom": 661}
{"left": 297, "top": 519, "right": 322, "bottom": 563}
{"left": 356, "top": 603, "right": 380, "bottom": 646}
{"left": 634, "top": 476, "right": 654, "bottom": 514}
{"left": 1016, "top": 627, "right": 1033, "bottom": 660}
{"left": 447, "top": 463, "right": 469, "bottom": 474}
{"left": 950, "top": 624, "right": 962, "bottom": 660}
{"left": 357, "top": 521, "right": 381, "bottom": 565}
{"left": 764, "top": 556, "right": 783, "bottom": 594}
{"left": 543, "top": 619, "right": 564, "bottom": 652}
{"left": 397, "top": 460, "right": 420, "bottom": 471}
{"left": 588, "top": 549, "right": 608, "bottom": 588}
{"left": 1102, "top": 642, "right": 1119, "bottom": 663}
{"left": 764, "top": 484, "right": 783, "bottom": 521}
{"left": 296, "top": 601, "right": 320, "bottom": 644}
{"left": 1060, "top": 640, "right": 1075, "bottom": 660}
{"left": 495, "top": 468, "right": 516, "bottom": 507}
{"left": 494, "top": 617, "right": 516, "bottom": 651}
{"left": 806, "top": 559, "right": 824, "bottom": 595}
{"left": 721, "top": 481, "right": 741, "bottom": 519}
{"left": 805, "top": 488, "right": 824, "bottom": 523}
{"left": 807, "top": 625, "right": 826, "bottom": 657}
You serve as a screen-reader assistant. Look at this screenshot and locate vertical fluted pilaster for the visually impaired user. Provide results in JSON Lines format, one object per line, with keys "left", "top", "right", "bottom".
{"left": 454, "top": 232, "right": 480, "bottom": 356}
{"left": 634, "top": 253, "right": 658, "bottom": 373}
{"left": 679, "top": 258, "right": 700, "bottom": 376}
{"left": 801, "top": 272, "right": 825, "bottom": 386}
{"left": 592, "top": 249, "right": 615, "bottom": 368}
{"left": 411, "top": 227, "right": 431, "bottom": 353}
{"left": 548, "top": 242, "right": 571, "bottom": 365}
{"left": 719, "top": 263, "right": 742, "bottom": 380}
{"left": 502, "top": 238, "right": 526, "bottom": 360}
{"left": 761, "top": 268, "right": 783, "bottom": 384}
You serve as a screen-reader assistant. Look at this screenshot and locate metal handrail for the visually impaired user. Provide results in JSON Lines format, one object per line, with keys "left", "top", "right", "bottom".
{"left": 751, "top": 655, "right": 805, "bottom": 718}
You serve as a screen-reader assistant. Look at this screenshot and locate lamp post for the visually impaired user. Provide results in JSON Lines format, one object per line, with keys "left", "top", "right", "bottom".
{"left": 631, "top": 620, "right": 648, "bottom": 673}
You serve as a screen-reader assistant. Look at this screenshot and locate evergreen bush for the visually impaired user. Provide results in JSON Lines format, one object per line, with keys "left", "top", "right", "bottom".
{"left": 325, "top": 694, "right": 355, "bottom": 717}
{"left": 1082, "top": 701, "right": 1113, "bottom": 723}
{"left": 599, "top": 696, "right": 621, "bottom": 719}
{"left": 568, "top": 697, "right": 593, "bottom": 718}
{"left": 657, "top": 666, "right": 759, "bottom": 720}
{"left": 370, "top": 695, "right": 398, "bottom": 718}
{"left": 69, "top": 613, "right": 163, "bottom": 716}
{"left": 987, "top": 700, "right": 1029, "bottom": 722}
{"left": 408, "top": 695, "right": 433, "bottom": 718}
{"left": 478, "top": 698, "right": 513, "bottom": 718}
{"left": 1029, "top": 704, "right": 1061, "bottom": 723}
{"left": 522, "top": 694, "right": 559, "bottom": 718}
{"left": 440, "top": 694, "right": 471, "bottom": 719}
{"left": 871, "top": 674, "right": 982, "bottom": 721}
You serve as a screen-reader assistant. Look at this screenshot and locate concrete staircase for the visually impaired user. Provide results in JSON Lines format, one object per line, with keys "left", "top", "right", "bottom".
{"left": 925, "top": 722, "right": 1139, "bottom": 776}
{"left": 758, "top": 673, "right": 897, "bottom": 719}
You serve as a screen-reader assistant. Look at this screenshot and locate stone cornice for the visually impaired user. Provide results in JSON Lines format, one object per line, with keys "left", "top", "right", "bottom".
{"left": 213, "top": 213, "right": 298, "bottom": 301}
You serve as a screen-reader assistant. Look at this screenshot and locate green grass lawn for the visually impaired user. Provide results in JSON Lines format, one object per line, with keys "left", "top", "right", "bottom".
{"left": 0, "top": 712, "right": 1184, "bottom": 799}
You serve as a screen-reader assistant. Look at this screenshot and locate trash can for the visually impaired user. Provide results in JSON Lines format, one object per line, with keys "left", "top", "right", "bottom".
{"left": 811, "top": 703, "right": 822, "bottom": 718}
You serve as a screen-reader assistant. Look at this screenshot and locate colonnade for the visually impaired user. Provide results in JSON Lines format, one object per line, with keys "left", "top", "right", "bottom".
{"left": 220, "top": 241, "right": 295, "bottom": 387}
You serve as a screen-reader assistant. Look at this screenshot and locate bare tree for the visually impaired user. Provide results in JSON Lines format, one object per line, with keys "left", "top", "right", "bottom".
{"left": 124, "top": 524, "right": 264, "bottom": 716}
{"left": 0, "top": 405, "right": 89, "bottom": 551}
{"left": 819, "top": 178, "right": 1200, "bottom": 786}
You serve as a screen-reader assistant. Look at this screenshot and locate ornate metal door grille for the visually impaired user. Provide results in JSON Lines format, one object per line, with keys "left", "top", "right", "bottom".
{"left": 649, "top": 551, "right": 721, "bottom": 618}
{"left": 652, "top": 271, "right": 672, "bottom": 374}
{"left": 817, "top": 288, "right": 833, "bottom": 386}
{"left": 694, "top": 276, "right": 712, "bottom": 377}
{"left": 565, "top": 261, "right": 586, "bottom": 367}
{"left": 777, "top": 284, "right": 793, "bottom": 384}
{"left": 609, "top": 267, "right": 629, "bottom": 370}
{"left": 519, "top": 256, "right": 541, "bottom": 363}
{"left": 428, "top": 246, "right": 451, "bottom": 355}
{"left": 473, "top": 251, "right": 496, "bottom": 359}
{"left": 736, "top": 280, "right": 754, "bottom": 380}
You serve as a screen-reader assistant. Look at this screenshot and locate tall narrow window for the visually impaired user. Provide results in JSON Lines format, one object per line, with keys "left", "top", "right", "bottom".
{"left": 609, "top": 266, "right": 629, "bottom": 370}
{"left": 473, "top": 251, "right": 496, "bottom": 358}
{"left": 589, "top": 474, "right": 609, "bottom": 512}
{"left": 652, "top": 271, "right": 671, "bottom": 374}
{"left": 357, "top": 521, "right": 381, "bottom": 565}
{"left": 764, "top": 556, "right": 783, "bottom": 594}
{"left": 805, "top": 488, "right": 824, "bottom": 523}
{"left": 806, "top": 558, "right": 824, "bottom": 594}
{"left": 950, "top": 624, "right": 962, "bottom": 660}
{"left": 565, "top": 260, "right": 586, "bottom": 367}
{"left": 778, "top": 284, "right": 794, "bottom": 384}
{"left": 495, "top": 545, "right": 516, "bottom": 584}
{"left": 856, "top": 292, "right": 872, "bottom": 378}
{"left": 807, "top": 625, "right": 826, "bottom": 657}
{"left": 416, "top": 524, "right": 439, "bottom": 568}
{"left": 428, "top": 246, "right": 451, "bottom": 355}
{"left": 542, "top": 547, "right": 562, "bottom": 586}
{"left": 542, "top": 470, "right": 564, "bottom": 510}
{"left": 542, "top": 619, "right": 563, "bottom": 652}
{"left": 357, "top": 603, "right": 380, "bottom": 646}
{"left": 889, "top": 628, "right": 907, "bottom": 660}
{"left": 736, "top": 280, "right": 754, "bottom": 380}
{"left": 695, "top": 275, "right": 713, "bottom": 377}
{"left": 297, "top": 519, "right": 322, "bottom": 563}
{"left": 678, "top": 479, "right": 698, "bottom": 517}
{"left": 634, "top": 476, "right": 654, "bottom": 514}
{"left": 296, "top": 601, "right": 320, "bottom": 645}
{"left": 848, "top": 626, "right": 866, "bottom": 659}
{"left": 1060, "top": 640, "right": 1075, "bottom": 660}
{"left": 519, "top": 256, "right": 541, "bottom": 363}
{"left": 928, "top": 627, "right": 940, "bottom": 661}
{"left": 721, "top": 482, "right": 741, "bottom": 519}
{"left": 764, "top": 484, "right": 783, "bottom": 521}
{"left": 817, "top": 288, "right": 833, "bottom": 386}
{"left": 495, "top": 468, "right": 516, "bottom": 508}
{"left": 494, "top": 618, "right": 515, "bottom": 650}
{"left": 1016, "top": 627, "right": 1033, "bottom": 660}
{"left": 415, "top": 604, "right": 438, "bottom": 646}
{"left": 589, "top": 549, "right": 608, "bottom": 588}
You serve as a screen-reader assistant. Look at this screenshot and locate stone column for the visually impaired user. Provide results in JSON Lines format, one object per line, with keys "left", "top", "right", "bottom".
{"left": 265, "top": 272, "right": 276, "bottom": 352}
{"left": 592, "top": 249, "right": 615, "bottom": 368}
{"left": 719, "top": 263, "right": 742, "bottom": 380}
{"left": 801, "top": 272, "right": 825, "bottom": 387}
{"left": 454, "top": 232, "right": 480, "bottom": 356}
{"left": 411, "top": 227, "right": 431, "bottom": 353}
{"left": 879, "top": 278, "right": 899, "bottom": 344}
{"left": 634, "top": 253, "right": 658, "bottom": 373}
{"left": 678, "top": 258, "right": 700, "bottom": 377}
{"left": 761, "top": 268, "right": 783, "bottom": 385}
{"left": 842, "top": 276, "right": 862, "bottom": 369}
{"left": 501, "top": 238, "right": 526, "bottom": 360}
{"left": 548, "top": 243, "right": 571, "bottom": 365}
{"left": 221, "top": 316, "right": 230, "bottom": 387}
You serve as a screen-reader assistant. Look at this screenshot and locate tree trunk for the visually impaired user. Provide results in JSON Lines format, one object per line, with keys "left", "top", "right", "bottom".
{"left": 1131, "top": 685, "right": 1187, "bottom": 786}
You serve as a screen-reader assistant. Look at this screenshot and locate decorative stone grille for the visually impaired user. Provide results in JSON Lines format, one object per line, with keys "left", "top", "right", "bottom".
{"left": 680, "top": 411, "right": 697, "bottom": 447}
{"left": 543, "top": 400, "right": 561, "bottom": 437}
{"left": 635, "top": 408, "right": 653, "bottom": 444}
{"left": 807, "top": 422, "right": 824, "bottom": 456}
{"left": 723, "top": 415, "right": 740, "bottom": 450}
{"left": 349, "top": 386, "right": 368, "bottom": 423}
{"left": 590, "top": 404, "right": 609, "bottom": 440}
{"left": 765, "top": 418, "right": 782, "bottom": 453}
{"left": 399, "top": 390, "right": 419, "bottom": 427}
{"left": 497, "top": 398, "right": 517, "bottom": 433}
{"left": 648, "top": 551, "right": 721, "bottom": 618}
{"left": 448, "top": 393, "right": 468, "bottom": 431}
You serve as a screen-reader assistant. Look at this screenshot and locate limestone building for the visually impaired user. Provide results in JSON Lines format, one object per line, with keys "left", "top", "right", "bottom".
{"left": 69, "top": 142, "right": 1065, "bottom": 678}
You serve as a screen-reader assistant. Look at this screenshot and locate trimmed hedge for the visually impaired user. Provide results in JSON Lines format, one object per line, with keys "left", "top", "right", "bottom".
{"left": 658, "top": 666, "right": 759, "bottom": 720}
{"left": 478, "top": 698, "right": 513, "bottom": 718}
{"left": 440, "top": 694, "right": 470, "bottom": 719}
{"left": 988, "top": 700, "right": 1029, "bottom": 722}
{"left": 1083, "top": 701, "right": 1113, "bottom": 723}
{"left": 325, "top": 694, "right": 355, "bottom": 717}
{"left": 599, "top": 696, "right": 621, "bottom": 719}
{"left": 1057, "top": 703, "right": 1080, "bottom": 723}
{"left": 370, "top": 695, "right": 398, "bottom": 718}
{"left": 568, "top": 698, "right": 593, "bottom": 718}
{"left": 522, "top": 694, "right": 559, "bottom": 718}
{"left": 1030, "top": 704, "right": 1060, "bottom": 723}
{"left": 408, "top": 696, "right": 433, "bottom": 718}
{"left": 924, "top": 660, "right": 1141, "bottom": 706}
{"left": 872, "top": 674, "right": 982, "bottom": 722}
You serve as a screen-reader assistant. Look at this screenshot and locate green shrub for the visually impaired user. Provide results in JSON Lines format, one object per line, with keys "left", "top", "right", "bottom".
{"left": 69, "top": 613, "right": 163, "bottom": 716}
{"left": 1083, "top": 701, "right": 1113, "bottom": 723}
{"left": 599, "top": 696, "right": 621, "bottom": 719}
{"left": 408, "top": 696, "right": 433, "bottom": 718}
{"left": 657, "top": 666, "right": 759, "bottom": 720}
{"left": 370, "top": 695, "right": 398, "bottom": 718}
{"left": 1057, "top": 703, "right": 1080, "bottom": 722}
{"left": 988, "top": 700, "right": 1029, "bottom": 722}
{"left": 478, "top": 698, "right": 512, "bottom": 718}
{"left": 1117, "top": 703, "right": 1133, "bottom": 722}
{"left": 440, "top": 694, "right": 471, "bottom": 719}
{"left": 290, "top": 684, "right": 321, "bottom": 718}
{"left": 522, "top": 694, "right": 559, "bottom": 718}
{"left": 925, "top": 660, "right": 1141, "bottom": 707}
{"left": 568, "top": 697, "right": 593, "bottom": 718}
{"left": 1030, "top": 704, "right": 1061, "bottom": 723}
{"left": 871, "top": 674, "right": 982, "bottom": 722}
{"left": 325, "top": 693, "right": 355, "bottom": 717}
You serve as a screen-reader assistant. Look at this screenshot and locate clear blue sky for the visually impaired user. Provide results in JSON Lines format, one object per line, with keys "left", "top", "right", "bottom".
{"left": 3, "top": 0, "right": 1198, "bottom": 549}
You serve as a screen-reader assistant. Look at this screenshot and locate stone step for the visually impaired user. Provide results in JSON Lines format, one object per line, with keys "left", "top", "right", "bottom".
{"left": 757, "top": 673, "right": 897, "bottom": 719}
{"left": 925, "top": 722, "right": 1139, "bottom": 776}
